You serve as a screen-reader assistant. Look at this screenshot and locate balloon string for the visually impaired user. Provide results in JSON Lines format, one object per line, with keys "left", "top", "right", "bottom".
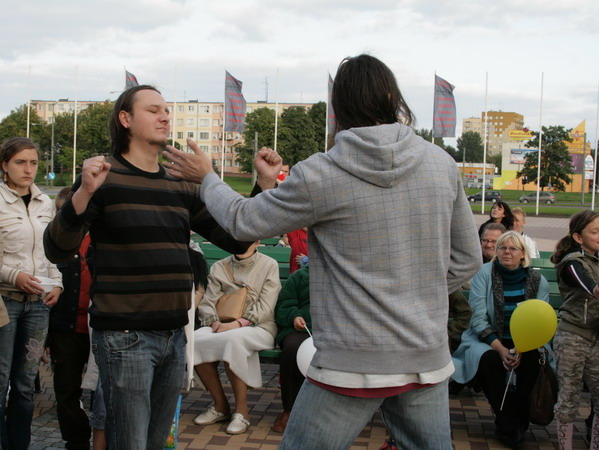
{"left": 500, "top": 368, "right": 514, "bottom": 411}
{"left": 304, "top": 324, "right": 312, "bottom": 338}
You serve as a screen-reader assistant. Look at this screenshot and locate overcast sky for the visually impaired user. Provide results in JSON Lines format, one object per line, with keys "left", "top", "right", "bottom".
{"left": 2, "top": 0, "right": 598, "bottom": 145}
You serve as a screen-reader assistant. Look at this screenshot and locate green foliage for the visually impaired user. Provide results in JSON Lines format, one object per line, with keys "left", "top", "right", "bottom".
{"left": 0, "top": 105, "right": 48, "bottom": 147}
{"left": 488, "top": 153, "right": 502, "bottom": 173}
{"left": 308, "top": 101, "right": 327, "bottom": 152}
{"left": 234, "top": 107, "right": 276, "bottom": 174}
{"left": 278, "top": 106, "right": 320, "bottom": 166}
{"left": 519, "top": 126, "right": 574, "bottom": 192}
{"left": 413, "top": 128, "right": 458, "bottom": 160}
{"left": 457, "top": 131, "right": 484, "bottom": 163}
{"left": 77, "top": 102, "right": 113, "bottom": 156}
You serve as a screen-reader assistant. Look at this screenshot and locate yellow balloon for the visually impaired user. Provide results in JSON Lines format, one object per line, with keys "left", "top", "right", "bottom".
{"left": 510, "top": 299, "right": 558, "bottom": 353}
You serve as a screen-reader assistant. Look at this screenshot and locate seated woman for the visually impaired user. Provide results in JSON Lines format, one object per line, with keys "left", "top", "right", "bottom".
{"left": 478, "top": 201, "right": 515, "bottom": 237}
{"left": 193, "top": 241, "right": 281, "bottom": 435}
{"left": 272, "top": 256, "right": 311, "bottom": 433}
{"left": 452, "top": 231, "right": 549, "bottom": 448}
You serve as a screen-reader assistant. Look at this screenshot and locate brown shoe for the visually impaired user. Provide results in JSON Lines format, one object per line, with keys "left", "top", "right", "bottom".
{"left": 272, "top": 411, "right": 291, "bottom": 433}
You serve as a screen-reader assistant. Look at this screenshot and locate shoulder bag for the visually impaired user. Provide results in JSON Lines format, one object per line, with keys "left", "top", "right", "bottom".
{"left": 215, "top": 261, "right": 249, "bottom": 322}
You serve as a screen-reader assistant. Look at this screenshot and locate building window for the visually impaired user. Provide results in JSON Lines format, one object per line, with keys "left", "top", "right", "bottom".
{"left": 213, "top": 159, "right": 219, "bottom": 167}
{"left": 199, "top": 119, "right": 210, "bottom": 127}
{"left": 247, "top": 106, "right": 253, "bottom": 113}
{"left": 188, "top": 105, "right": 195, "bottom": 112}
{"left": 199, "top": 132, "right": 209, "bottom": 140}
{"left": 187, "top": 132, "right": 194, "bottom": 138}
{"left": 200, "top": 145, "right": 209, "bottom": 153}
{"left": 214, "top": 106, "right": 223, "bottom": 113}
{"left": 200, "top": 105, "right": 210, "bottom": 113}
{"left": 177, "top": 119, "right": 183, "bottom": 126}
{"left": 213, "top": 119, "right": 220, "bottom": 126}
{"left": 187, "top": 118, "right": 195, "bottom": 126}
{"left": 234, "top": 160, "right": 240, "bottom": 167}
{"left": 212, "top": 146, "right": 219, "bottom": 153}
{"left": 177, "top": 105, "right": 183, "bottom": 113}
{"left": 177, "top": 132, "right": 183, "bottom": 139}
{"left": 213, "top": 133, "right": 220, "bottom": 140}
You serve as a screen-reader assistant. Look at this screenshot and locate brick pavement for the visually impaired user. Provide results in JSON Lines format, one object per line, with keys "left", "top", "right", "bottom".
{"left": 29, "top": 362, "right": 593, "bottom": 449}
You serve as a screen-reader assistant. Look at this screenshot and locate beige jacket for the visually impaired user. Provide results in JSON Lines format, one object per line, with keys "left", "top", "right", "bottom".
{"left": 0, "top": 183, "right": 62, "bottom": 291}
{"left": 198, "top": 251, "right": 281, "bottom": 337}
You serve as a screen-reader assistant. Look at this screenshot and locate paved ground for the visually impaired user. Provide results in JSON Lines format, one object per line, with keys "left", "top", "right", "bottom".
{"left": 29, "top": 362, "right": 593, "bottom": 449}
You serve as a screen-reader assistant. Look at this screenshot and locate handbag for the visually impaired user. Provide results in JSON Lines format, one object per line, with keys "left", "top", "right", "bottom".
{"left": 215, "top": 261, "right": 249, "bottom": 322}
{"left": 529, "top": 347, "right": 558, "bottom": 426}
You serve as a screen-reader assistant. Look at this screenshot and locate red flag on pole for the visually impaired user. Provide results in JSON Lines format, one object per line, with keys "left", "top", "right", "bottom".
{"left": 224, "top": 71, "right": 247, "bottom": 133}
{"left": 125, "top": 70, "right": 139, "bottom": 90}
{"left": 433, "top": 75, "right": 456, "bottom": 138}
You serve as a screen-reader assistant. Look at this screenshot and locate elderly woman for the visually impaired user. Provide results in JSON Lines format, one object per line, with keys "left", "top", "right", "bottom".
{"left": 193, "top": 241, "right": 281, "bottom": 435}
{"left": 0, "top": 137, "right": 63, "bottom": 449}
{"left": 452, "top": 231, "right": 549, "bottom": 448}
{"left": 478, "top": 201, "right": 515, "bottom": 237}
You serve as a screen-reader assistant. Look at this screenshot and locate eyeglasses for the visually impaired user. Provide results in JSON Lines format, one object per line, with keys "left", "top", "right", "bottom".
{"left": 497, "top": 246, "right": 522, "bottom": 253}
{"left": 481, "top": 239, "right": 497, "bottom": 245}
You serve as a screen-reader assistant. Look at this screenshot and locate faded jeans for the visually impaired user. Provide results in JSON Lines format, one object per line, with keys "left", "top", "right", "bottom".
{"left": 92, "top": 328, "right": 185, "bottom": 450}
{"left": 0, "top": 297, "right": 50, "bottom": 450}
{"left": 280, "top": 379, "right": 452, "bottom": 450}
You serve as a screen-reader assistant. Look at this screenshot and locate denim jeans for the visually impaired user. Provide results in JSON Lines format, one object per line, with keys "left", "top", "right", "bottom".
{"left": 280, "top": 379, "right": 452, "bottom": 450}
{"left": 92, "top": 328, "right": 186, "bottom": 450}
{"left": 0, "top": 297, "right": 50, "bottom": 450}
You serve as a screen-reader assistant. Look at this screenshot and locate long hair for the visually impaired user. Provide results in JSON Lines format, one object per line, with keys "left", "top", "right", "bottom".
{"left": 490, "top": 201, "right": 515, "bottom": 230}
{"left": 331, "top": 54, "right": 415, "bottom": 132}
{"left": 0, "top": 137, "right": 40, "bottom": 183}
{"left": 551, "top": 210, "right": 599, "bottom": 264}
{"left": 109, "top": 85, "right": 161, "bottom": 155}
{"left": 493, "top": 230, "right": 531, "bottom": 268}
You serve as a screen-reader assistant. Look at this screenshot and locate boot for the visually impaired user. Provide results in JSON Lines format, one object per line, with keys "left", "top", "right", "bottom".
{"left": 591, "top": 414, "right": 599, "bottom": 449}
{"left": 557, "top": 419, "right": 573, "bottom": 450}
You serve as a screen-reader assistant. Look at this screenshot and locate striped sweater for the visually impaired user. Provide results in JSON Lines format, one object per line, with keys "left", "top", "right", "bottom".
{"left": 43, "top": 154, "right": 252, "bottom": 331}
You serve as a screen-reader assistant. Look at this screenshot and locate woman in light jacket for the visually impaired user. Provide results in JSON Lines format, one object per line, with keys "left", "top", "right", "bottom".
{"left": 192, "top": 241, "right": 280, "bottom": 435}
{"left": 0, "top": 137, "right": 62, "bottom": 449}
{"left": 452, "top": 231, "right": 549, "bottom": 448}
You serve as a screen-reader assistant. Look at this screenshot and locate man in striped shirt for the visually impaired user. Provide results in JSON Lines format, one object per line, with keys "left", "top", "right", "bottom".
{"left": 43, "top": 85, "right": 276, "bottom": 449}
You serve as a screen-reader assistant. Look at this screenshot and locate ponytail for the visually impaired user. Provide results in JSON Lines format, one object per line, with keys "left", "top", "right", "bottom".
{"left": 551, "top": 210, "right": 599, "bottom": 264}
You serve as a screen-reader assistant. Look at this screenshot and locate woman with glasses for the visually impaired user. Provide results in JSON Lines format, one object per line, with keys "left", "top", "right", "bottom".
{"left": 452, "top": 231, "right": 549, "bottom": 448}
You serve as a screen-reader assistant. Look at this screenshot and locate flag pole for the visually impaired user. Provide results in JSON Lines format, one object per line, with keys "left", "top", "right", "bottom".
{"left": 324, "top": 70, "right": 328, "bottom": 153}
{"left": 221, "top": 71, "right": 226, "bottom": 180}
{"left": 72, "top": 66, "right": 79, "bottom": 184}
{"left": 274, "top": 67, "right": 279, "bottom": 152}
{"left": 481, "top": 72, "right": 489, "bottom": 215}
{"left": 171, "top": 67, "right": 177, "bottom": 147}
{"left": 26, "top": 65, "right": 31, "bottom": 138}
{"left": 431, "top": 71, "right": 436, "bottom": 143}
{"left": 592, "top": 78, "right": 599, "bottom": 210}
{"left": 535, "top": 73, "right": 544, "bottom": 216}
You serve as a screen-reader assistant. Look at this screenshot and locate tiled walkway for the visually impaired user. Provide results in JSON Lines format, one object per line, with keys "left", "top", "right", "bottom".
{"left": 30, "top": 363, "right": 592, "bottom": 449}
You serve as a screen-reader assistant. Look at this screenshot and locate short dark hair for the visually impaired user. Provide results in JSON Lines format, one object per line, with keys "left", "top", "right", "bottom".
{"left": 482, "top": 222, "right": 506, "bottom": 236}
{"left": 109, "top": 85, "right": 161, "bottom": 155}
{"left": 0, "top": 137, "right": 40, "bottom": 181}
{"left": 55, "top": 186, "right": 71, "bottom": 210}
{"left": 331, "top": 54, "right": 415, "bottom": 132}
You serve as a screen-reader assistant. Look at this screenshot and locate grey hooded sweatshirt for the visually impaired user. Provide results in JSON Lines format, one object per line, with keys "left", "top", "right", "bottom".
{"left": 201, "top": 123, "right": 481, "bottom": 376}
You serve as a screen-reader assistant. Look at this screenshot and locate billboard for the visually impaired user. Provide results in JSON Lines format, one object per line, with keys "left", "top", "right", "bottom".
{"left": 510, "top": 148, "right": 538, "bottom": 165}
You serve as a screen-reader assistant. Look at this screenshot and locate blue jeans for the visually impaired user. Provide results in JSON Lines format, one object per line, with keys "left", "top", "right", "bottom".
{"left": 280, "top": 379, "right": 452, "bottom": 450}
{"left": 0, "top": 297, "right": 50, "bottom": 450}
{"left": 92, "top": 328, "right": 186, "bottom": 450}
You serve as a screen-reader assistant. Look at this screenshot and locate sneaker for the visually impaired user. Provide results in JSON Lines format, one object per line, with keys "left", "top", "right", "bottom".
{"left": 193, "top": 407, "right": 231, "bottom": 425}
{"left": 226, "top": 412, "right": 250, "bottom": 435}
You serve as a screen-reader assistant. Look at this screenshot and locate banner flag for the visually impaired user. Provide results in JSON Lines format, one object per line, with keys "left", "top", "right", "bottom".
{"left": 224, "top": 71, "right": 247, "bottom": 133}
{"left": 125, "top": 70, "right": 139, "bottom": 90}
{"left": 327, "top": 73, "right": 336, "bottom": 134}
{"left": 433, "top": 75, "right": 456, "bottom": 138}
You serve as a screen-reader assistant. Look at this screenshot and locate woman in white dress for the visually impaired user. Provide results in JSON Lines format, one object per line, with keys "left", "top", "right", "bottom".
{"left": 193, "top": 241, "right": 281, "bottom": 435}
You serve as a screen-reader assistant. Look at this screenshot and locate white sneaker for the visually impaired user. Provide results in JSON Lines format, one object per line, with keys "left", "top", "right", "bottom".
{"left": 226, "top": 413, "right": 250, "bottom": 435}
{"left": 193, "top": 407, "right": 231, "bottom": 425}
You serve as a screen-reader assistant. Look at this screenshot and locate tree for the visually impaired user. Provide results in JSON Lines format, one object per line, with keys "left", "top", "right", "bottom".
{"left": 518, "top": 125, "right": 573, "bottom": 191}
{"left": 234, "top": 107, "right": 276, "bottom": 173}
{"left": 488, "top": 153, "right": 502, "bottom": 174}
{"left": 413, "top": 128, "right": 458, "bottom": 161}
{"left": 456, "top": 131, "right": 484, "bottom": 163}
{"left": 77, "top": 102, "right": 113, "bottom": 157}
{"left": 308, "top": 101, "right": 327, "bottom": 152}
{"left": 278, "top": 106, "right": 319, "bottom": 166}
{"left": 0, "top": 105, "right": 48, "bottom": 147}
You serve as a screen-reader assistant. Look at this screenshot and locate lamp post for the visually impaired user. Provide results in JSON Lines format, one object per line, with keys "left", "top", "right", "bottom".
{"left": 50, "top": 105, "right": 55, "bottom": 187}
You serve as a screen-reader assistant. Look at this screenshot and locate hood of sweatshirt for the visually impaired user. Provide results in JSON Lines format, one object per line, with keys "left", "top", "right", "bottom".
{"left": 327, "top": 122, "right": 431, "bottom": 188}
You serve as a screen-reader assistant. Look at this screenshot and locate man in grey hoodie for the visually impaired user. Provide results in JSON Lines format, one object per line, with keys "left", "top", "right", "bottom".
{"left": 164, "top": 54, "right": 481, "bottom": 449}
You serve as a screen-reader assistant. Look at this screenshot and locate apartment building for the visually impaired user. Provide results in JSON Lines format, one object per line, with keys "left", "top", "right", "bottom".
{"left": 30, "top": 99, "right": 313, "bottom": 174}
{"left": 462, "top": 111, "right": 525, "bottom": 155}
